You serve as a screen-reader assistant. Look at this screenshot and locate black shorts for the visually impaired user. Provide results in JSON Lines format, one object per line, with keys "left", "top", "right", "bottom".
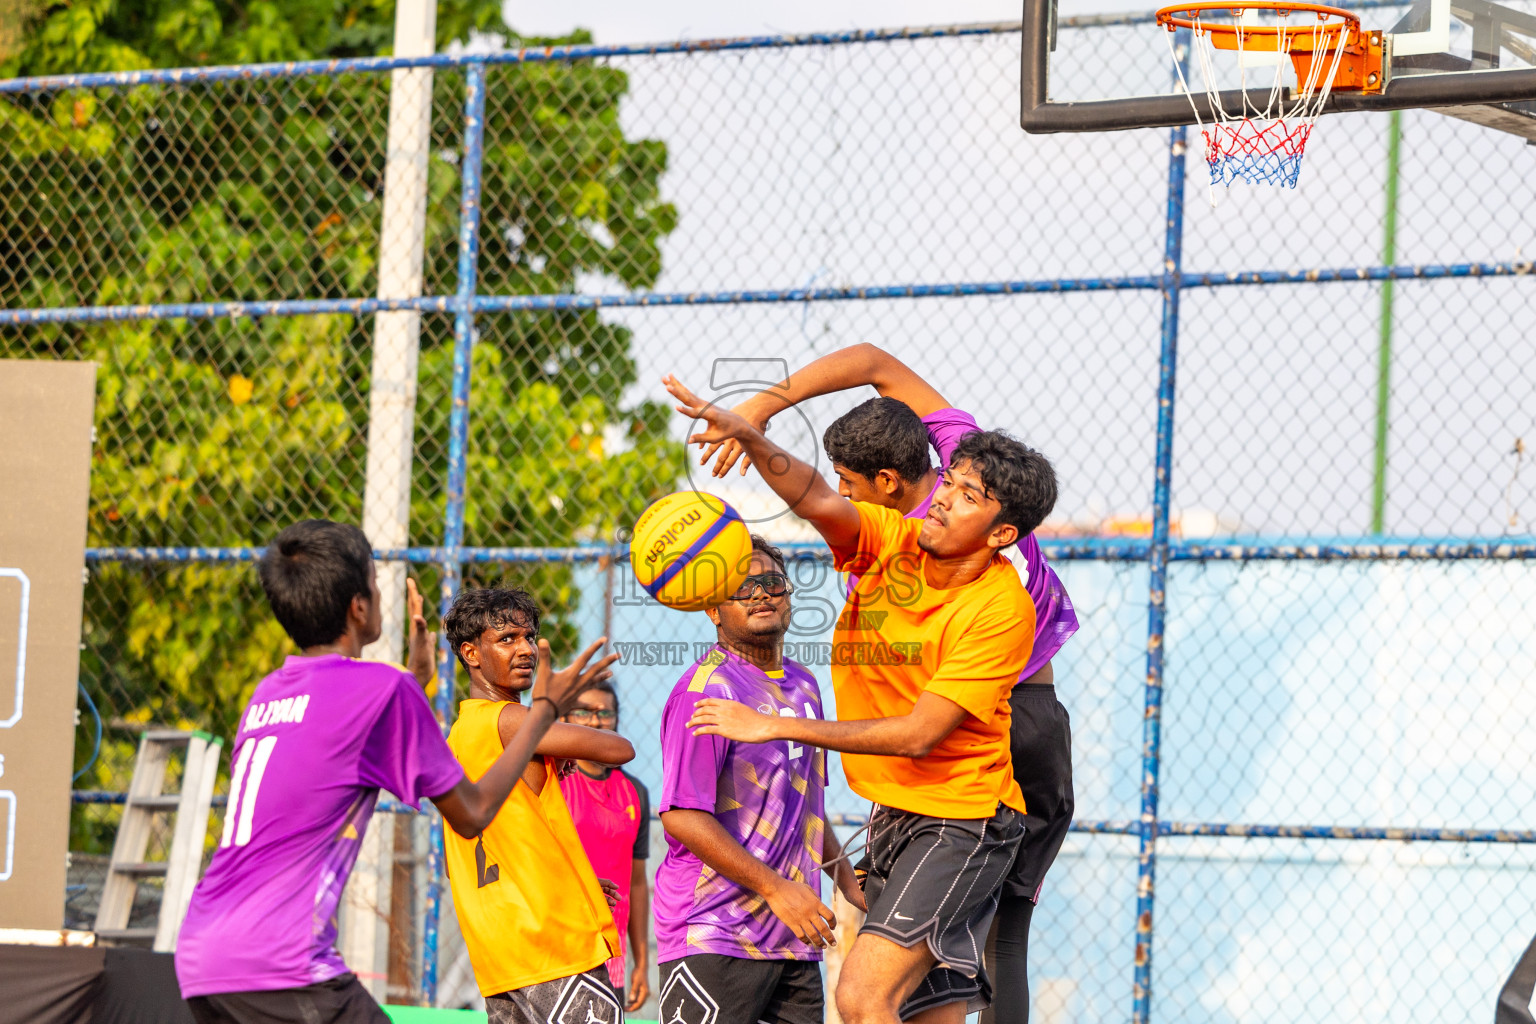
{"left": 1005, "top": 684, "right": 1074, "bottom": 901}
{"left": 858, "top": 803, "right": 1025, "bottom": 1019}
{"left": 186, "top": 973, "right": 387, "bottom": 1024}
{"left": 485, "top": 967, "right": 623, "bottom": 1024}
{"left": 658, "top": 953, "right": 823, "bottom": 1024}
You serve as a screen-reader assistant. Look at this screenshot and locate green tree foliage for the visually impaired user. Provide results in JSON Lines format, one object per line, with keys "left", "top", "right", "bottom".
{"left": 0, "top": 0, "right": 38, "bottom": 62}
{"left": 0, "top": 0, "right": 681, "bottom": 826}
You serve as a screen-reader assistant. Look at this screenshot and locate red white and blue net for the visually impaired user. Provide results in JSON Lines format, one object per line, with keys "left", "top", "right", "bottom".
{"left": 1163, "top": 8, "right": 1352, "bottom": 196}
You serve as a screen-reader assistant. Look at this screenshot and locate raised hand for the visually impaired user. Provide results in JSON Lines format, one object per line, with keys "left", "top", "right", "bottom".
{"left": 532, "top": 637, "right": 620, "bottom": 717}
{"left": 662, "top": 375, "right": 759, "bottom": 449}
{"left": 666, "top": 372, "right": 861, "bottom": 552}
{"left": 697, "top": 397, "right": 773, "bottom": 478}
{"left": 406, "top": 577, "right": 437, "bottom": 689}
{"left": 687, "top": 698, "right": 781, "bottom": 744}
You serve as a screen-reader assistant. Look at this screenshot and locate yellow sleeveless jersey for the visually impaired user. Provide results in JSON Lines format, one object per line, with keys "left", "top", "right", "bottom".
{"left": 445, "top": 699, "right": 620, "bottom": 996}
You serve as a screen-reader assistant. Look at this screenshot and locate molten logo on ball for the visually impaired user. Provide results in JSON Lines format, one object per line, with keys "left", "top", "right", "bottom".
{"left": 644, "top": 509, "right": 704, "bottom": 568}
{"left": 630, "top": 491, "right": 752, "bottom": 612}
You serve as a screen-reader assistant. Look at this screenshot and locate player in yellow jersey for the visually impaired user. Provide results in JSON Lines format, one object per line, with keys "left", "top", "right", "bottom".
{"left": 443, "top": 586, "right": 631, "bottom": 1024}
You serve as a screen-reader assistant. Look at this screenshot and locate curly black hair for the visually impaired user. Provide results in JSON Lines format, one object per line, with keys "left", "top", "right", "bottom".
{"left": 444, "top": 585, "right": 543, "bottom": 669}
{"left": 822, "top": 396, "right": 932, "bottom": 484}
{"left": 751, "top": 534, "right": 787, "bottom": 572}
{"left": 947, "top": 430, "right": 1058, "bottom": 541}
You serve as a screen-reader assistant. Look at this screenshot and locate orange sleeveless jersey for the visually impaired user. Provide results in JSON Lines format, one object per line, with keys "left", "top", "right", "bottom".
{"left": 445, "top": 699, "right": 620, "bottom": 996}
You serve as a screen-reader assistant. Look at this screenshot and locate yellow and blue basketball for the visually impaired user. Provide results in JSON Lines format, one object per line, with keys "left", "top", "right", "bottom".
{"left": 629, "top": 491, "right": 752, "bottom": 611}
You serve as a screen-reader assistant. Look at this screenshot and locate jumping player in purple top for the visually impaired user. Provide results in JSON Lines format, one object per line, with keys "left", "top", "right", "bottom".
{"left": 656, "top": 535, "right": 865, "bottom": 1024}
{"left": 174, "top": 519, "right": 617, "bottom": 1024}
{"left": 705, "top": 343, "right": 1078, "bottom": 1024}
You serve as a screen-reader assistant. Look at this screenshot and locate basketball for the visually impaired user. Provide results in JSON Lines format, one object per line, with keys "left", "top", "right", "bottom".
{"left": 629, "top": 491, "right": 752, "bottom": 611}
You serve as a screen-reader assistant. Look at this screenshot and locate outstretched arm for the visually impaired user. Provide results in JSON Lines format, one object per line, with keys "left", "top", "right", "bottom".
{"left": 431, "top": 638, "right": 619, "bottom": 839}
{"left": 495, "top": 703, "right": 635, "bottom": 766}
{"left": 687, "top": 691, "right": 969, "bottom": 759}
{"left": 703, "top": 343, "right": 952, "bottom": 476}
{"left": 663, "top": 374, "right": 861, "bottom": 552}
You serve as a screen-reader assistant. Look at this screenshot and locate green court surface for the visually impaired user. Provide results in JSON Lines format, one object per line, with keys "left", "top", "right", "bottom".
{"left": 384, "top": 1008, "right": 654, "bottom": 1024}
{"left": 383, "top": 1008, "right": 485, "bottom": 1023}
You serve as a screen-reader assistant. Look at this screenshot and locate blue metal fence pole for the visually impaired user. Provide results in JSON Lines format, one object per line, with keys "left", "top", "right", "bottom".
{"left": 422, "top": 59, "right": 487, "bottom": 1007}
{"left": 1134, "top": 36, "right": 1189, "bottom": 1024}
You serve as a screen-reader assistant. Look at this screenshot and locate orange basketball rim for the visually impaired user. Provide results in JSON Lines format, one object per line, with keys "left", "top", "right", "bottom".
{"left": 1155, "top": 2, "right": 1387, "bottom": 93}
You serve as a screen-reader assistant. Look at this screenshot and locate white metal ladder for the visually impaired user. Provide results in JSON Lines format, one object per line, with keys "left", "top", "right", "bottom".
{"left": 94, "top": 729, "right": 223, "bottom": 950}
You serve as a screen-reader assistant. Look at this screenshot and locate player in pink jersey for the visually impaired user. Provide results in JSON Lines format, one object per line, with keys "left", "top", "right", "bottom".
{"left": 174, "top": 519, "right": 616, "bottom": 1024}
{"left": 558, "top": 679, "right": 653, "bottom": 1012}
{"left": 704, "top": 343, "right": 1077, "bottom": 1024}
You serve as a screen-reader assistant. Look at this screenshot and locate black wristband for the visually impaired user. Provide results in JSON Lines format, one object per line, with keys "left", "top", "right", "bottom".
{"left": 531, "top": 695, "right": 560, "bottom": 716}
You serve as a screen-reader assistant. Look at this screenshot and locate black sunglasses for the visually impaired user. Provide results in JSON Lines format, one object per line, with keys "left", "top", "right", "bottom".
{"left": 728, "top": 572, "right": 793, "bottom": 601}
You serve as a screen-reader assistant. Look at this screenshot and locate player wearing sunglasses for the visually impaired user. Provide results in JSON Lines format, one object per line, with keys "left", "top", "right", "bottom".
{"left": 728, "top": 570, "right": 792, "bottom": 599}
{"left": 655, "top": 535, "right": 864, "bottom": 1024}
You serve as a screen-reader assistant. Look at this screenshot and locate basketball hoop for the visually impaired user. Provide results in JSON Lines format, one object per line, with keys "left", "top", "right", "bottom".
{"left": 1156, "top": 2, "right": 1385, "bottom": 194}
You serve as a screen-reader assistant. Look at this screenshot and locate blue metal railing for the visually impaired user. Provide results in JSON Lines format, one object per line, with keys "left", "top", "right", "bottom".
{"left": 1132, "top": 84, "right": 1188, "bottom": 1024}
{"left": 75, "top": 539, "right": 1536, "bottom": 564}
{"left": 70, "top": 790, "right": 1536, "bottom": 844}
{"left": 0, "top": 0, "right": 1421, "bottom": 97}
{"left": 0, "top": 22, "right": 1022, "bottom": 95}
{"left": 13, "top": 8, "right": 1534, "bottom": 1016}
{"left": 5, "top": 261, "right": 1531, "bottom": 327}
{"left": 420, "top": 61, "right": 488, "bottom": 996}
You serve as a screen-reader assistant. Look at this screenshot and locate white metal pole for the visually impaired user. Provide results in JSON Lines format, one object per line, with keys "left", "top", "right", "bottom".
{"left": 346, "top": 0, "right": 437, "bottom": 1002}
{"left": 364, "top": 0, "right": 437, "bottom": 668}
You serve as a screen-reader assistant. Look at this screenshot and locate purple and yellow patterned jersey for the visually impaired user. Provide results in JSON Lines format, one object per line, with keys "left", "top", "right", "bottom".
{"left": 175, "top": 655, "right": 464, "bottom": 997}
{"left": 655, "top": 646, "right": 827, "bottom": 963}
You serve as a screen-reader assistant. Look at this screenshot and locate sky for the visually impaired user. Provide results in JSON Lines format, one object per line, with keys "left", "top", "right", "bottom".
{"left": 499, "top": 0, "right": 1144, "bottom": 43}
{"left": 531, "top": 0, "right": 1535, "bottom": 541}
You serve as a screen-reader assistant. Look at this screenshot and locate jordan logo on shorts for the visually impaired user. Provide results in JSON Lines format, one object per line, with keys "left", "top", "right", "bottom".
{"left": 658, "top": 963, "right": 719, "bottom": 1024}
{"left": 547, "top": 973, "right": 620, "bottom": 1024}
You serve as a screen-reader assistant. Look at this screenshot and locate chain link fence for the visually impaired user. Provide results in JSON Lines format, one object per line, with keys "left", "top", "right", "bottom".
{"left": 4, "top": 6, "right": 1536, "bottom": 1020}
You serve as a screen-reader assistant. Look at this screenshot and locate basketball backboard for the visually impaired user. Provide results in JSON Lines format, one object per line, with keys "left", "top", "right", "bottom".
{"left": 1021, "top": 0, "right": 1536, "bottom": 139}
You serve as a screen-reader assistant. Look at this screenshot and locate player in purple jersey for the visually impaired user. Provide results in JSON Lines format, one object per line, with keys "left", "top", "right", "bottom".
{"left": 656, "top": 535, "right": 864, "bottom": 1024}
{"left": 704, "top": 343, "right": 1077, "bottom": 1024}
{"left": 174, "top": 519, "right": 616, "bottom": 1024}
